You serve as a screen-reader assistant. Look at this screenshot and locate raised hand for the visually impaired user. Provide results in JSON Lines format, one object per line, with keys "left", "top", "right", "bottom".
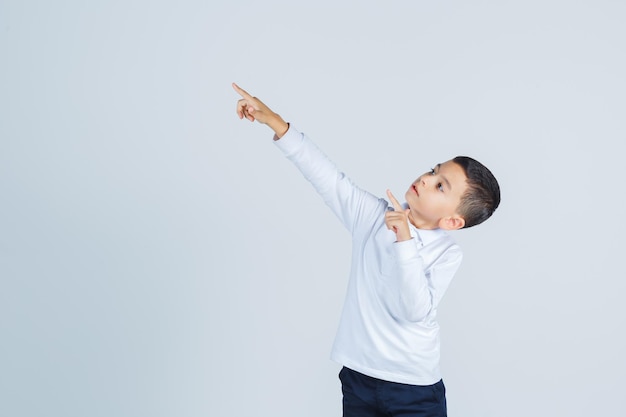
{"left": 232, "top": 83, "right": 289, "bottom": 137}
{"left": 385, "top": 189, "right": 412, "bottom": 242}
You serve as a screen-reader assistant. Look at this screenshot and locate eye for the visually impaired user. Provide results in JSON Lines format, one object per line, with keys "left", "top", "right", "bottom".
{"left": 437, "top": 182, "right": 444, "bottom": 192}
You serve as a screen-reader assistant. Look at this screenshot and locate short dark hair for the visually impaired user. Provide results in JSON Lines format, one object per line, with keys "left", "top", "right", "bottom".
{"left": 453, "top": 156, "right": 501, "bottom": 228}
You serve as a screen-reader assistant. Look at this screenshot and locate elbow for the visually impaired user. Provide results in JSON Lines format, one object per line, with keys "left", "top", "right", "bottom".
{"left": 400, "top": 298, "right": 432, "bottom": 323}
{"left": 404, "top": 309, "right": 430, "bottom": 323}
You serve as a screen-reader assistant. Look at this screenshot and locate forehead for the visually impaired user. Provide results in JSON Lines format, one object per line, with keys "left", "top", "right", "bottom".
{"left": 438, "top": 160, "right": 469, "bottom": 189}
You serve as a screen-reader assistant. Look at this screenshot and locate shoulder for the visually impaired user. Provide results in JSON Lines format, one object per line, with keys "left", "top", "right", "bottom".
{"left": 420, "top": 230, "right": 463, "bottom": 267}
{"left": 435, "top": 231, "right": 462, "bottom": 257}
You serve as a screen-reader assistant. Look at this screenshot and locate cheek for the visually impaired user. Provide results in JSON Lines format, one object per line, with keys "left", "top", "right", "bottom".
{"left": 429, "top": 195, "right": 450, "bottom": 211}
{"left": 443, "top": 196, "right": 461, "bottom": 213}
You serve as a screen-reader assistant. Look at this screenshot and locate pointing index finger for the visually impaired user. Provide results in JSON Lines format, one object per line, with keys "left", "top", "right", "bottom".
{"left": 232, "top": 82, "right": 253, "bottom": 100}
{"left": 386, "top": 189, "right": 403, "bottom": 211}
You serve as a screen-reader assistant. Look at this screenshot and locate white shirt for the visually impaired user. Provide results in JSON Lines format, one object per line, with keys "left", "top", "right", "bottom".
{"left": 275, "top": 126, "right": 463, "bottom": 385}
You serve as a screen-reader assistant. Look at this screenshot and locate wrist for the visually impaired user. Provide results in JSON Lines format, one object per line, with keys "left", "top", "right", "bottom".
{"left": 396, "top": 226, "right": 411, "bottom": 242}
{"left": 267, "top": 114, "right": 289, "bottom": 138}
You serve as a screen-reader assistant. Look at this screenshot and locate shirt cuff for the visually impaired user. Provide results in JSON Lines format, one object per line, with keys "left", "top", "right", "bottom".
{"left": 393, "top": 238, "right": 420, "bottom": 262}
{"left": 273, "top": 125, "right": 304, "bottom": 156}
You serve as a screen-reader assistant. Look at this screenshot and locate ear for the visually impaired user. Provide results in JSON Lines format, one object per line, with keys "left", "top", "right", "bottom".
{"left": 438, "top": 215, "right": 465, "bottom": 230}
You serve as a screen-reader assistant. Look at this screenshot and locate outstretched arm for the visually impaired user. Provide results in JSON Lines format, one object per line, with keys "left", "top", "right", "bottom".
{"left": 232, "top": 83, "right": 289, "bottom": 138}
{"left": 232, "top": 82, "right": 385, "bottom": 234}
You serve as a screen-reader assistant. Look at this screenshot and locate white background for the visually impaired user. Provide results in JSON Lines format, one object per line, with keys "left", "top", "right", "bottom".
{"left": 1, "top": 1, "right": 625, "bottom": 416}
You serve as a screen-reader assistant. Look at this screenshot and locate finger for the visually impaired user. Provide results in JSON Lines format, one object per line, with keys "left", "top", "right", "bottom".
{"left": 386, "top": 189, "right": 403, "bottom": 211}
{"left": 239, "top": 104, "right": 251, "bottom": 121}
{"left": 244, "top": 108, "right": 255, "bottom": 122}
{"left": 232, "top": 82, "right": 254, "bottom": 100}
{"left": 238, "top": 102, "right": 253, "bottom": 122}
{"left": 236, "top": 101, "right": 245, "bottom": 119}
{"left": 243, "top": 108, "right": 255, "bottom": 122}
{"left": 237, "top": 98, "right": 252, "bottom": 119}
{"left": 385, "top": 212, "right": 402, "bottom": 226}
{"left": 384, "top": 218, "right": 396, "bottom": 232}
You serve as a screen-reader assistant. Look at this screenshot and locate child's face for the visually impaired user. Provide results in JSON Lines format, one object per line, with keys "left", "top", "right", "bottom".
{"left": 404, "top": 160, "right": 468, "bottom": 230}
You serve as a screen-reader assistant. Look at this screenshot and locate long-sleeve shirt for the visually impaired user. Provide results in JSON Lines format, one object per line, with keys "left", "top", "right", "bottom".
{"left": 274, "top": 126, "right": 463, "bottom": 385}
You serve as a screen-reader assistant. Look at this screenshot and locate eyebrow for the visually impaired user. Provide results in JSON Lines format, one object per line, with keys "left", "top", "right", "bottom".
{"left": 436, "top": 163, "right": 452, "bottom": 190}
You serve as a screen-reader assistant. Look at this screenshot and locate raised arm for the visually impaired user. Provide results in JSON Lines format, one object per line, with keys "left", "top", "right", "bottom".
{"left": 232, "top": 83, "right": 385, "bottom": 233}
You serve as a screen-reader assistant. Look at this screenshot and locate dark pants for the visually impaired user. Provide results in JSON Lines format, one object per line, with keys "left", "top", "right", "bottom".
{"left": 339, "top": 367, "right": 447, "bottom": 417}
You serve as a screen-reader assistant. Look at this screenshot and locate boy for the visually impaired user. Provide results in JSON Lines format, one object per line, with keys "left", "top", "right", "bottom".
{"left": 233, "top": 83, "right": 500, "bottom": 417}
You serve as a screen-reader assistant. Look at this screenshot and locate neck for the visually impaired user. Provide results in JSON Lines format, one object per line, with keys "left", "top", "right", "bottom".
{"left": 407, "top": 211, "right": 438, "bottom": 230}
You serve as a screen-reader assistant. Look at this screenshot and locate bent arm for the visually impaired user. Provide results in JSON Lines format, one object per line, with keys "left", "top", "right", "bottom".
{"left": 391, "top": 240, "right": 462, "bottom": 322}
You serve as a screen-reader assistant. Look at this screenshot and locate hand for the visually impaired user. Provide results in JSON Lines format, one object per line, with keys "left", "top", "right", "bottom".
{"left": 232, "top": 83, "right": 289, "bottom": 137}
{"left": 385, "top": 189, "right": 411, "bottom": 242}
